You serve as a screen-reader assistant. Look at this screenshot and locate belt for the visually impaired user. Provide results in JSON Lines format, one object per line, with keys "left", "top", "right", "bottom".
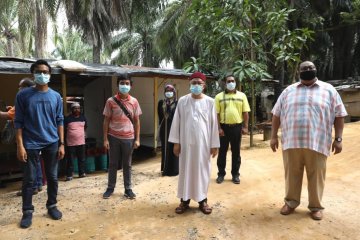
{"left": 221, "top": 123, "right": 242, "bottom": 127}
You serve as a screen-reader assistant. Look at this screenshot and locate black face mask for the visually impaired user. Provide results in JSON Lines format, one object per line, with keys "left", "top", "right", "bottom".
{"left": 300, "top": 70, "right": 316, "bottom": 81}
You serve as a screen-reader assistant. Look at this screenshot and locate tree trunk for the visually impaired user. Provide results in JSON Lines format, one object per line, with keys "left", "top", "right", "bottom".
{"left": 330, "top": 26, "right": 356, "bottom": 79}
{"left": 93, "top": 44, "right": 101, "bottom": 64}
{"left": 34, "top": 1, "right": 48, "bottom": 58}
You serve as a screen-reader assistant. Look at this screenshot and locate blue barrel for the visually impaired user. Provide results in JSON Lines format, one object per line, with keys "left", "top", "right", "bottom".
{"left": 73, "top": 158, "right": 79, "bottom": 174}
{"left": 96, "top": 154, "right": 108, "bottom": 170}
{"left": 86, "top": 155, "right": 96, "bottom": 173}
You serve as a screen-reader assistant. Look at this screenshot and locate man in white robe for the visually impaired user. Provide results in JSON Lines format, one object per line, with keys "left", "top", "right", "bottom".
{"left": 169, "top": 72, "right": 220, "bottom": 215}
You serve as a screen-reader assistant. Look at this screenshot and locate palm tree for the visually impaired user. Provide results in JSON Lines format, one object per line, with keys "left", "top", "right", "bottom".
{"left": 110, "top": 1, "right": 167, "bottom": 67}
{"left": 17, "top": 0, "right": 60, "bottom": 58}
{"left": 51, "top": 28, "right": 92, "bottom": 62}
{"left": 154, "top": 0, "right": 199, "bottom": 69}
{"left": 0, "top": 0, "right": 18, "bottom": 56}
{"left": 64, "top": 0, "right": 129, "bottom": 63}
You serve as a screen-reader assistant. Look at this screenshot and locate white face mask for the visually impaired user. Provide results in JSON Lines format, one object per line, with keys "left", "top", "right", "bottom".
{"left": 165, "top": 91, "right": 174, "bottom": 98}
{"left": 226, "top": 82, "right": 236, "bottom": 91}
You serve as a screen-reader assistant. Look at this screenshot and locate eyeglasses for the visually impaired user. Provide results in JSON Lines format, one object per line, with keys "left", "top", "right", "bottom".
{"left": 34, "top": 70, "right": 50, "bottom": 74}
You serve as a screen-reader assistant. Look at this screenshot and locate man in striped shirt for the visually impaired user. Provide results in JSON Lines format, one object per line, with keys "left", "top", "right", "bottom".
{"left": 102, "top": 74, "right": 142, "bottom": 200}
{"left": 270, "top": 61, "right": 347, "bottom": 220}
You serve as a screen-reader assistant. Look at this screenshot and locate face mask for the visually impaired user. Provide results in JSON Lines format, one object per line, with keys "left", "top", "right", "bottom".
{"left": 300, "top": 70, "right": 316, "bottom": 81}
{"left": 165, "top": 91, "right": 174, "bottom": 98}
{"left": 190, "top": 84, "right": 203, "bottom": 95}
{"left": 119, "top": 84, "right": 131, "bottom": 94}
{"left": 226, "top": 82, "right": 236, "bottom": 91}
{"left": 34, "top": 73, "right": 50, "bottom": 85}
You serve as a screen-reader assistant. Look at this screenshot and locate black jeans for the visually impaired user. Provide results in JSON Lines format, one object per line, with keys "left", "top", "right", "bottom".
{"left": 66, "top": 145, "right": 86, "bottom": 177}
{"left": 217, "top": 124, "right": 242, "bottom": 178}
{"left": 22, "top": 142, "right": 59, "bottom": 212}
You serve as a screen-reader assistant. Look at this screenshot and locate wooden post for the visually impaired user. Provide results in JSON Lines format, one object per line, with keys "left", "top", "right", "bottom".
{"left": 154, "top": 77, "right": 159, "bottom": 150}
{"left": 61, "top": 73, "right": 67, "bottom": 115}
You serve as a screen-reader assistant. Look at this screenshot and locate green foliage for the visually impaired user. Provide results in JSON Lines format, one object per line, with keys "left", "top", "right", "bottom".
{"left": 181, "top": 0, "right": 312, "bottom": 89}
{"left": 51, "top": 28, "right": 92, "bottom": 62}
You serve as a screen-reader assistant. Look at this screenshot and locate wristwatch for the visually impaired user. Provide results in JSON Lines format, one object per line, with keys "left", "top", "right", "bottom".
{"left": 335, "top": 137, "right": 342, "bottom": 142}
{"left": 59, "top": 141, "right": 65, "bottom": 145}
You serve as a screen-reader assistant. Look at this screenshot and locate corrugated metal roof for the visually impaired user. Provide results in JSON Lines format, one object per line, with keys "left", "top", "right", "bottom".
{"left": 0, "top": 57, "right": 191, "bottom": 79}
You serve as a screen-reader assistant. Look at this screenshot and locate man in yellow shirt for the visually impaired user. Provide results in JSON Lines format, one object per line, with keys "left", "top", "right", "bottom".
{"left": 214, "top": 74, "right": 250, "bottom": 184}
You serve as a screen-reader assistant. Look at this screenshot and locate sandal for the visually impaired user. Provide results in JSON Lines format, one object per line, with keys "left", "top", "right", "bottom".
{"left": 199, "top": 202, "right": 212, "bottom": 214}
{"left": 175, "top": 202, "right": 189, "bottom": 214}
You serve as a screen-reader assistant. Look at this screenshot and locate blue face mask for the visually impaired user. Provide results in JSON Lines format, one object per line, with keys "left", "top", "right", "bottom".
{"left": 190, "top": 84, "right": 203, "bottom": 95}
{"left": 34, "top": 73, "right": 50, "bottom": 85}
{"left": 119, "top": 84, "right": 131, "bottom": 94}
{"left": 226, "top": 82, "right": 236, "bottom": 91}
{"left": 165, "top": 91, "right": 174, "bottom": 98}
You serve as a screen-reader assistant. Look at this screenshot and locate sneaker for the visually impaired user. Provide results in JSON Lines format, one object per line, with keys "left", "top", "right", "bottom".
{"left": 48, "top": 207, "right": 62, "bottom": 220}
{"left": 124, "top": 189, "right": 136, "bottom": 199}
{"left": 79, "top": 173, "right": 86, "bottom": 178}
{"left": 65, "top": 176, "right": 73, "bottom": 181}
{"left": 216, "top": 176, "right": 224, "bottom": 184}
{"left": 20, "top": 212, "right": 33, "bottom": 228}
{"left": 103, "top": 188, "right": 114, "bottom": 199}
{"left": 232, "top": 176, "right": 240, "bottom": 184}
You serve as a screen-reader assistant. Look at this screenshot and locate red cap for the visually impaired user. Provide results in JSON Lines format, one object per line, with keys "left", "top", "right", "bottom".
{"left": 190, "top": 72, "right": 206, "bottom": 81}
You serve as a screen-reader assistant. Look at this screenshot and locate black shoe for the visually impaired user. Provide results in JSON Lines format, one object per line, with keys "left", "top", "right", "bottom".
{"left": 124, "top": 189, "right": 136, "bottom": 199}
{"left": 20, "top": 212, "right": 33, "bottom": 228}
{"left": 232, "top": 176, "right": 240, "bottom": 184}
{"left": 79, "top": 173, "right": 86, "bottom": 178}
{"left": 48, "top": 207, "right": 62, "bottom": 220}
{"left": 103, "top": 188, "right": 114, "bottom": 199}
{"left": 65, "top": 176, "right": 73, "bottom": 181}
{"left": 216, "top": 176, "right": 224, "bottom": 184}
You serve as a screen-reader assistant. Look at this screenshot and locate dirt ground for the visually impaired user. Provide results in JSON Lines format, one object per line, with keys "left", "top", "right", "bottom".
{"left": 0, "top": 122, "right": 359, "bottom": 240}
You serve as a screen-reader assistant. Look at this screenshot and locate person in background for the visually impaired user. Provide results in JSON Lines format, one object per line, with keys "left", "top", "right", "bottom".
{"left": 157, "top": 84, "right": 179, "bottom": 176}
{"left": 15, "top": 60, "right": 64, "bottom": 228}
{"left": 169, "top": 72, "right": 220, "bottom": 215}
{"left": 64, "top": 102, "right": 87, "bottom": 181}
{"left": 0, "top": 78, "right": 43, "bottom": 196}
{"left": 214, "top": 74, "right": 250, "bottom": 184}
{"left": 270, "top": 61, "right": 347, "bottom": 220}
{"left": 102, "top": 74, "right": 142, "bottom": 200}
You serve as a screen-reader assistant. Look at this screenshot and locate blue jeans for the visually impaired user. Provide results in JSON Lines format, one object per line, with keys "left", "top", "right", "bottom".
{"left": 22, "top": 142, "right": 59, "bottom": 212}
{"left": 33, "top": 159, "right": 43, "bottom": 189}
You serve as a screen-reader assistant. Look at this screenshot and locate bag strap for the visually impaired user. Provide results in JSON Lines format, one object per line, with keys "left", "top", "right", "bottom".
{"left": 112, "top": 96, "right": 134, "bottom": 125}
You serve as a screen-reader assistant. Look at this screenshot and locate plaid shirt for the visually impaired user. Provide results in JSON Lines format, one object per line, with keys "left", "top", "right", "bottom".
{"left": 272, "top": 79, "right": 347, "bottom": 156}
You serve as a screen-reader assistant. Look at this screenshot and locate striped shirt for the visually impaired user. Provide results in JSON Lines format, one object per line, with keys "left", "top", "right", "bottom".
{"left": 103, "top": 94, "right": 142, "bottom": 139}
{"left": 215, "top": 91, "right": 251, "bottom": 124}
{"left": 272, "top": 80, "right": 347, "bottom": 156}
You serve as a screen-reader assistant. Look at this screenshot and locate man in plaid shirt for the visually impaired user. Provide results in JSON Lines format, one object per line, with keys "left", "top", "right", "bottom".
{"left": 270, "top": 61, "right": 347, "bottom": 221}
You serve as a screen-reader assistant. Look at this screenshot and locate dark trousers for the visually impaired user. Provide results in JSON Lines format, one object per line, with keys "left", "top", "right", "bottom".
{"left": 33, "top": 159, "right": 43, "bottom": 189}
{"left": 66, "top": 144, "right": 86, "bottom": 177}
{"left": 107, "top": 135, "right": 134, "bottom": 190}
{"left": 217, "top": 124, "right": 242, "bottom": 177}
{"left": 22, "top": 142, "right": 59, "bottom": 212}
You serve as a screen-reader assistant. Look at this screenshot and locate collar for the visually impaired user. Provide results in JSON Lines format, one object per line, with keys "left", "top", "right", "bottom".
{"left": 297, "top": 78, "right": 319, "bottom": 88}
{"left": 116, "top": 93, "right": 130, "bottom": 101}
{"left": 224, "top": 90, "right": 237, "bottom": 94}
